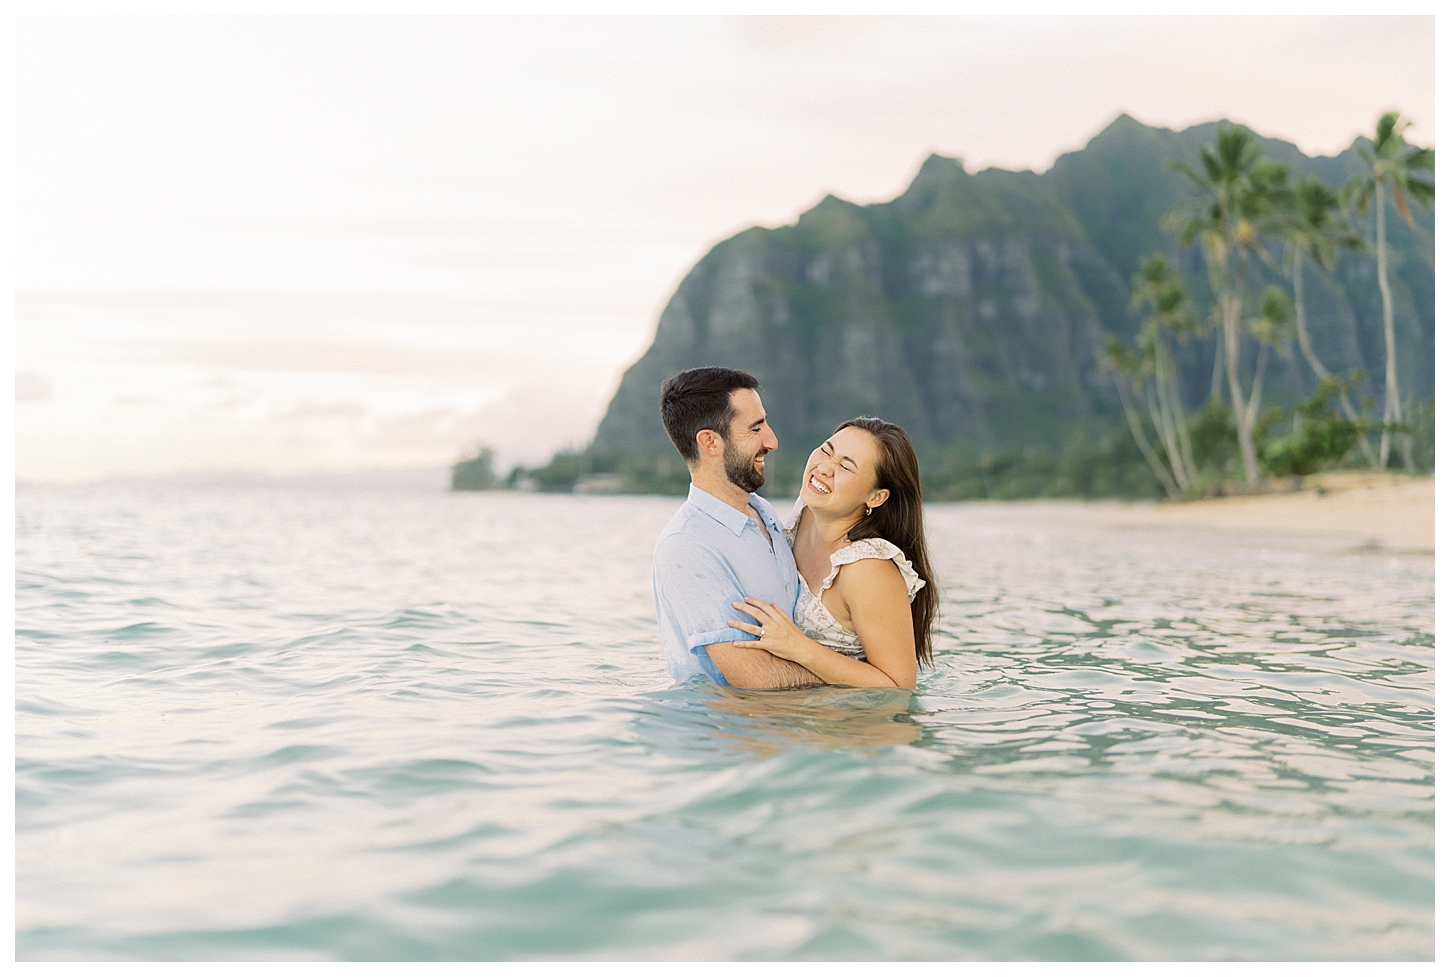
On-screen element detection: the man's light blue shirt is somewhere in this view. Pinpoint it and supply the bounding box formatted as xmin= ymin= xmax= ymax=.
xmin=653 ymin=484 xmax=800 ymax=686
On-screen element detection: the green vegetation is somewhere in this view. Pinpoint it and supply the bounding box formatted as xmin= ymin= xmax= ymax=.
xmin=917 ymin=429 xmax=1162 ymax=500
xmin=450 ymin=447 xmax=498 ymax=491
xmin=1259 ymin=378 xmax=1371 ymax=478
xmin=1403 ymin=399 xmax=1435 ymax=472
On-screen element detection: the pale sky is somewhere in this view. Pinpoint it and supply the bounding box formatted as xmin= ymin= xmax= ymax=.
xmin=14 ymin=15 xmax=1436 ymax=482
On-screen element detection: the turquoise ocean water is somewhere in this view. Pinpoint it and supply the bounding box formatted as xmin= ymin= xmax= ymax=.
xmin=14 ymin=485 xmax=1434 ymax=960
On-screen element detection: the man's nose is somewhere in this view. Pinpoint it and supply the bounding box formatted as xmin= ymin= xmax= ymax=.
xmin=762 ymin=424 xmax=779 ymax=452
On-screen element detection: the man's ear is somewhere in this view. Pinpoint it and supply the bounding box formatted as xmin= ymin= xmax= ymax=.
xmin=696 ymin=428 xmax=722 ymax=458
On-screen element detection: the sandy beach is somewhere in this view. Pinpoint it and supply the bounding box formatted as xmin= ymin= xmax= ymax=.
xmin=1052 ymin=473 xmax=1434 ymax=555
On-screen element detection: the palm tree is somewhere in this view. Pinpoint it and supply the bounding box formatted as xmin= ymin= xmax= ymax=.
xmin=1246 ymin=286 xmax=1295 ymax=437
xmin=1130 ymin=253 xmax=1200 ymax=489
xmin=1101 ymin=336 xmax=1179 ymax=500
xmin=1282 ymin=174 xmax=1373 ymax=462
xmin=1166 ymin=125 xmax=1291 ymax=487
xmin=1343 ymin=111 xmax=1435 ymax=469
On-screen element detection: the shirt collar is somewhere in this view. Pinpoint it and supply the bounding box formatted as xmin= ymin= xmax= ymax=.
xmin=687 ymin=484 xmax=777 ymax=537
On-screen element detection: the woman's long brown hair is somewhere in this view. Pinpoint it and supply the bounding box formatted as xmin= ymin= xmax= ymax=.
xmin=835 ymin=417 xmax=938 ymax=667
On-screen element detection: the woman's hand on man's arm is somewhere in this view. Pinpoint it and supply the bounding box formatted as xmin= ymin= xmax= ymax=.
xmin=728 ymin=582 xmax=914 ymax=690
xmin=705 ymin=641 xmax=824 ymax=689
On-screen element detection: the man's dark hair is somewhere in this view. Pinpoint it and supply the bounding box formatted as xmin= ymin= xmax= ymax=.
xmin=659 ymin=367 xmax=760 ymax=463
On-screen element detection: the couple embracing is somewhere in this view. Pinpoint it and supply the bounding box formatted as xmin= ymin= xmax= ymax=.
xmin=653 ymin=367 xmax=938 ymax=690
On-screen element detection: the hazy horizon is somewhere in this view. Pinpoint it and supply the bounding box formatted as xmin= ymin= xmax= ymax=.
xmin=16 ymin=15 xmax=1435 ymax=483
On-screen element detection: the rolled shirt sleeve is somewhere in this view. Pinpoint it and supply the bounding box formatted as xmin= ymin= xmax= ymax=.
xmin=653 ymin=532 xmax=755 ymax=685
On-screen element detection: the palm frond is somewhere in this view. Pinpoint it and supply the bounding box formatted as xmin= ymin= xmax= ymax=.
xmin=1251 ymin=286 xmax=1294 ymax=348
xmin=1165 ymin=159 xmax=1212 ymax=193
xmin=1200 ymin=149 xmax=1222 ymax=184
xmin=1309 ymin=239 xmax=1337 ymax=269
xmin=1341 ymin=176 xmax=1374 ymax=212
xmin=1249 ymin=237 xmax=1282 ymax=274
xmin=1374 ymin=111 xmax=1401 ymax=152
xmin=1259 ymin=286 xmax=1292 ymax=325
xmin=1404 ymin=176 xmax=1435 ymax=208
xmin=1404 ymin=146 xmax=1434 ymax=171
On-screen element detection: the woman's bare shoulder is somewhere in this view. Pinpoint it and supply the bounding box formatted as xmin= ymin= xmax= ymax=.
xmin=832 ymin=555 xmax=910 ymax=601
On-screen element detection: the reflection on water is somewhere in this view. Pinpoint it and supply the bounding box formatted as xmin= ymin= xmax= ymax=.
xmin=698 ymin=685 xmax=924 ymax=754
xmin=14 ymin=487 xmax=1433 ymax=960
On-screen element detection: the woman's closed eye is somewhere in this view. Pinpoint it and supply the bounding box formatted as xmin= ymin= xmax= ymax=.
xmin=821 ymin=442 xmax=857 ymax=473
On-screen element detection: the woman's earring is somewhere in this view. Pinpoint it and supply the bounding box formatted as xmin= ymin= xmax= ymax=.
xmin=866 ymin=506 xmax=874 ymax=516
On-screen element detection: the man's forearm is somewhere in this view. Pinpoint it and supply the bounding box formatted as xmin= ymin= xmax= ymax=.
xmin=705 ymin=642 xmax=824 ymax=690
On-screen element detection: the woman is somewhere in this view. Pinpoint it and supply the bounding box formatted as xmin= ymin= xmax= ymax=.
xmin=727 ymin=417 xmax=938 ymax=690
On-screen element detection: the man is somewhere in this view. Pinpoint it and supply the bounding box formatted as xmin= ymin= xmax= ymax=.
xmin=652 ymin=367 xmax=823 ymax=689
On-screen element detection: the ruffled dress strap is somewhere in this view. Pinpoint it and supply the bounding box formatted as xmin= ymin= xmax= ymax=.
xmin=821 ymin=537 xmax=925 ymax=602
xmin=784 ymin=495 xmax=806 ymax=547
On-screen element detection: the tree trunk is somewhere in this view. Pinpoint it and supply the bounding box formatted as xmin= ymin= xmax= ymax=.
xmin=1375 ymin=180 xmax=1409 ymax=470
xmin=1152 ymin=343 xmax=1190 ymax=490
xmin=1292 ymin=246 xmax=1375 ymax=465
xmin=1210 ymin=329 xmax=1225 ymax=403
xmin=1247 ymin=338 xmax=1270 ymax=436
xmin=1223 ymin=254 xmax=1261 ymax=486
xmin=1167 ymin=364 xmax=1198 ymax=483
xmin=1114 ymin=374 xmax=1179 ymax=499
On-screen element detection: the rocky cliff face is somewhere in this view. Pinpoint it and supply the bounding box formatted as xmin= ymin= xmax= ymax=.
xmin=593 ymin=115 xmax=1434 ymax=467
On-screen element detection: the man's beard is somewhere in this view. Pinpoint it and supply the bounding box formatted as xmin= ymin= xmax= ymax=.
xmin=724 ymin=438 xmax=766 ymax=493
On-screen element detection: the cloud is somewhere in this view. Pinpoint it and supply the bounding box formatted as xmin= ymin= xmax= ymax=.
xmin=333 ymin=386 xmax=608 ymax=470
xmin=16 ymin=370 xmax=52 ymax=403
xmin=97 ymin=336 xmax=610 ymax=386
xmin=19 ymin=288 xmax=658 ymax=329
